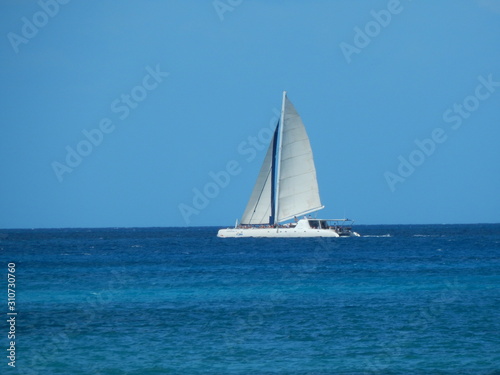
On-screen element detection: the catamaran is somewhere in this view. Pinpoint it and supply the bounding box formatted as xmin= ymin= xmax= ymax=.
xmin=217 ymin=92 xmax=360 ymax=238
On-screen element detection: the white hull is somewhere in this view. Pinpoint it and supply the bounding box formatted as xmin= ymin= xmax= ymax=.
xmin=218 ymin=227 xmax=341 ymax=238
xmin=217 ymin=219 xmax=360 ymax=238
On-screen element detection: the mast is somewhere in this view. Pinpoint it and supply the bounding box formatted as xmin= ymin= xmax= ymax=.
xmin=274 ymin=91 xmax=286 ymax=225
xmin=268 ymin=124 xmax=279 ymax=225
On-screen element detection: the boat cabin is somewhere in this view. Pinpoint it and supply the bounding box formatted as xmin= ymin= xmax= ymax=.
xmin=305 ymin=218 xmax=355 ymax=235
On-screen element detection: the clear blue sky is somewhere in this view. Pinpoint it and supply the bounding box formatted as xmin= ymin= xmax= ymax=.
xmin=1 ymin=0 xmax=499 ymax=228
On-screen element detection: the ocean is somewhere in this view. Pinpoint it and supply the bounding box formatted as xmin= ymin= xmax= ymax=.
xmin=0 ymin=224 xmax=499 ymax=375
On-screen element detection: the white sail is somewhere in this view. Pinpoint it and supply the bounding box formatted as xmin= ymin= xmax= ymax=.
xmin=240 ymin=128 xmax=277 ymax=224
xmin=276 ymin=95 xmax=323 ymax=222
xmin=218 ymin=91 xmax=360 ymax=238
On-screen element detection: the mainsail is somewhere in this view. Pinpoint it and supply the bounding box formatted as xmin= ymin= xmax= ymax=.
xmin=240 ymin=92 xmax=323 ymax=225
xmin=276 ymin=95 xmax=323 ymax=222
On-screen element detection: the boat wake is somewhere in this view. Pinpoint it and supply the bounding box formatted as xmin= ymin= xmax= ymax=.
xmin=362 ymin=234 xmax=392 ymax=238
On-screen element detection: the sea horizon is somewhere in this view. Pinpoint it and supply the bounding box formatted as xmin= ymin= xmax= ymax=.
xmin=1 ymin=222 xmax=499 ymax=231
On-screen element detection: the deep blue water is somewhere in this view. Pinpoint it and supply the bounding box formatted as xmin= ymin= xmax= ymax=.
xmin=0 ymin=224 xmax=499 ymax=374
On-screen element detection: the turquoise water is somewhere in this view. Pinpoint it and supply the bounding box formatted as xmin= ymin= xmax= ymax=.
xmin=1 ymin=225 xmax=499 ymax=374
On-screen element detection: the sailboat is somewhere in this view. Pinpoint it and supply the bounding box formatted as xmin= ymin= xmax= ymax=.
xmin=217 ymin=92 xmax=360 ymax=238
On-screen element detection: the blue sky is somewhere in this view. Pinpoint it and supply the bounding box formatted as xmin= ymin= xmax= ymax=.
xmin=1 ymin=0 xmax=499 ymax=228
